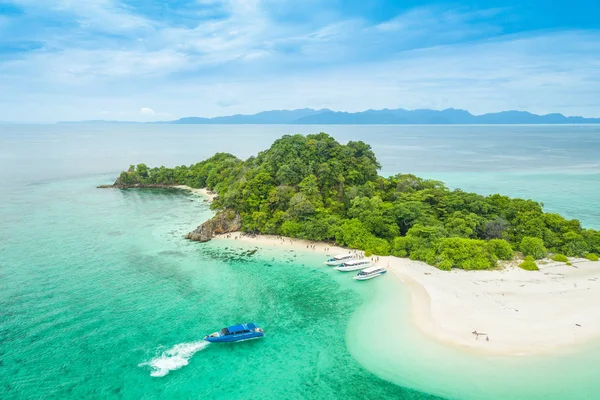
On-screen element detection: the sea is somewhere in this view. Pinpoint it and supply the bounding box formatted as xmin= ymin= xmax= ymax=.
xmin=1 ymin=124 xmax=599 ymax=399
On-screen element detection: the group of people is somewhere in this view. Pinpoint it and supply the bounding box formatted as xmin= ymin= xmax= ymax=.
xmin=349 ymin=251 xmax=381 ymax=264
xmin=225 ymin=234 xmax=390 ymax=265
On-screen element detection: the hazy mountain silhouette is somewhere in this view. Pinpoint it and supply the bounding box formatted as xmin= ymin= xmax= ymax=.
xmin=291 ymin=108 xmax=600 ymax=124
xmin=173 ymin=109 xmax=329 ymax=124
xmin=58 ymin=108 xmax=600 ymax=124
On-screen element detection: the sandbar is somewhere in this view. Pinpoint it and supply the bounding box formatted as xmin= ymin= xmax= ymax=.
xmin=212 ymin=232 xmax=600 ymax=355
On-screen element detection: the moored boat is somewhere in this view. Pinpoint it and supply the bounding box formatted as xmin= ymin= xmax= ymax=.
xmin=204 ymin=322 xmax=264 ymax=343
xmin=325 ymin=253 xmax=354 ymax=266
xmin=335 ymin=259 xmax=371 ymax=272
xmin=353 ymin=266 xmax=387 ymax=280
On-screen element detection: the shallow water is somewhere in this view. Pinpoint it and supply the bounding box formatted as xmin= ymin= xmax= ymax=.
xmin=1 ymin=124 xmax=600 ymax=399
xmin=347 ymin=278 xmax=600 ymax=400
xmin=0 ymin=177 xmax=433 ymax=399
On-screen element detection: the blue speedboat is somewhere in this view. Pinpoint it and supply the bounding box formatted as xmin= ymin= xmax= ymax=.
xmin=204 ymin=322 xmax=264 ymax=343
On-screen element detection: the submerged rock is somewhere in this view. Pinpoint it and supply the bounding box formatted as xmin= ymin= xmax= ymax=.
xmin=186 ymin=210 xmax=241 ymax=242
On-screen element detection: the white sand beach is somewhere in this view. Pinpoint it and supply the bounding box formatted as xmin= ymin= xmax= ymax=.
xmin=173 ymin=185 xmax=217 ymax=202
xmin=213 ymin=232 xmax=600 ymax=355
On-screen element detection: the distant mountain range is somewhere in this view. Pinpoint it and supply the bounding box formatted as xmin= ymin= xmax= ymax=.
xmin=58 ymin=108 xmax=600 ymax=125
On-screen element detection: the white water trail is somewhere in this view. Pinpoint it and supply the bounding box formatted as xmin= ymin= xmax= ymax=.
xmin=139 ymin=340 xmax=211 ymax=377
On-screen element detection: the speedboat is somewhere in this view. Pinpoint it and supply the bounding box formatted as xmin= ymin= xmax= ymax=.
xmin=335 ymin=260 xmax=371 ymax=272
xmin=354 ymin=266 xmax=387 ymax=280
xmin=325 ymin=253 xmax=354 ymax=266
xmin=204 ymin=322 xmax=264 ymax=343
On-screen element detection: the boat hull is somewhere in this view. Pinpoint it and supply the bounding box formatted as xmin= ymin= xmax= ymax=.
xmin=204 ymin=332 xmax=264 ymax=343
xmin=354 ymin=270 xmax=387 ymax=280
xmin=335 ymin=263 xmax=371 ymax=272
xmin=325 ymin=261 xmax=344 ymax=266
xmin=325 ymin=255 xmax=354 ymax=266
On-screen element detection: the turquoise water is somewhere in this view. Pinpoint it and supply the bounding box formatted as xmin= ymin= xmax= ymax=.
xmin=0 ymin=177 xmax=434 ymax=399
xmin=1 ymin=124 xmax=600 ymax=399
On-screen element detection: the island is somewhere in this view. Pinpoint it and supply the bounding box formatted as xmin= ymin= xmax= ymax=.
xmin=102 ymin=133 xmax=600 ymax=353
xmin=104 ymin=133 xmax=599 ymax=269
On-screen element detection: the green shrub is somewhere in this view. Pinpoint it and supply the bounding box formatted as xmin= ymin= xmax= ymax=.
xmin=391 ymin=236 xmax=411 ymax=258
xmin=585 ymin=253 xmax=599 ymax=261
xmin=437 ymin=237 xmax=496 ymax=270
xmin=551 ymin=254 xmax=569 ymax=263
xmin=487 ymin=239 xmax=513 ymax=260
xmin=437 ymin=260 xmax=452 ymax=271
xmin=561 ymin=231 xmax=588 ymax=257
xmin=364 ymin=237 xmax=390 ymax=256
xmin=520 ymin=236 xmax=547 ymax=260
xmin=519 ymin=256 xmax=539 ymax=271
xmin=280 ymin=220 xmax=303 ymax=237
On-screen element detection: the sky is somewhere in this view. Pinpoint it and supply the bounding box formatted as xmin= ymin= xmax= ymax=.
xmin=0 ymin=0 xmax=599 ymax=122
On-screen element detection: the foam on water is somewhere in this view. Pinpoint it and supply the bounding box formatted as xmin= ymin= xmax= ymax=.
xmin=140 ymin=340 xmax=211 ymax=377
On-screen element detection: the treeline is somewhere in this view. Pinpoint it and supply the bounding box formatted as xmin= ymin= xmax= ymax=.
xmin=118 ymin=133 xmax=600 ymax=270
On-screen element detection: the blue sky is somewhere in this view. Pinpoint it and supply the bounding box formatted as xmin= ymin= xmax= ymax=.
xmin=0 ymin=0 xmax=599 ymax=122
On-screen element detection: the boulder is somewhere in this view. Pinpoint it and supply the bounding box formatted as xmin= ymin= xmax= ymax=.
xmin=186 ymin=210 xmax=241 ymax=242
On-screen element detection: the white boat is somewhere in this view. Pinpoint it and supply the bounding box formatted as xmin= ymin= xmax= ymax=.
xmin=335 ymin=260 xmax=371 ymax=272
xmin=325 ymin=253 xmax=354 ymax=266
xmin=353 ymin=266 xmax=387 ymax=280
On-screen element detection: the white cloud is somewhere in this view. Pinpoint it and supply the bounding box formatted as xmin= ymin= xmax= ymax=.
xmin=14 ymin=0 xmax=153 ymax=34
xmin=140 ymin=107 xmax=155 ymax=116
xmin=148 ymin=30 xmax=600 ymax=118
xmin=1 ymin=2 xmax=599 ymax=121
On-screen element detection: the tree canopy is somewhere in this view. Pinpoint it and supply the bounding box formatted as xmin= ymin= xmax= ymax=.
xmin=118 ymin=133 xmax=600 ymax=270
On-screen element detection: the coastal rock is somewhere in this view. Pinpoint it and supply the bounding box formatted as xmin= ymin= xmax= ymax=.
xmin=97 ymin=183 xmax=180 ymax=189
xmin=186 ymin=210 xmax=241 ymax=242
xmin=97 ymin=178 xmax=179 ymax=189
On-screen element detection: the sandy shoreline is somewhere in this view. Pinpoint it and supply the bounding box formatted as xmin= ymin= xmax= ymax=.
xmin=212 ymin=232 xmax=600 ymax=355
xmin=173 ymin=185 xmax=217 ymax=202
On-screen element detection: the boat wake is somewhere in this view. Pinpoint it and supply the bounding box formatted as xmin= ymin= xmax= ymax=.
xmin=139 ymin=340 xmax=210 ymax=377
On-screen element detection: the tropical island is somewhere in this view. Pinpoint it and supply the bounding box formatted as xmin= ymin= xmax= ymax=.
xmin=103 ymin=133 xmax=600 ymax=354
xmin=108 ymin=133 xmax=599 ymax=270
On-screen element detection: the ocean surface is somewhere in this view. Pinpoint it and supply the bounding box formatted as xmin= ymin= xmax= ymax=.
xmin=1 ymin=124 xmax=600 ymax=399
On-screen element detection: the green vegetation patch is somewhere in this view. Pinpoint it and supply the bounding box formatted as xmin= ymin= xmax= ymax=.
xmin=585 ymin=253 xmax=599 ymax=261
xmin=551 ymin=254 xmax=569 ymax=263
xmin=520 ymin=236 xmax=547 ymax=260
xmin=519 ymin=256 xmax=539 ymax=271
xmin=487 ymin=239 xmax=513 ymax=260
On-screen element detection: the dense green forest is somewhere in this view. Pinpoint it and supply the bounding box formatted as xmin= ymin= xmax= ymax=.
xmin=117 ymin=133 xmax=599 ymax=270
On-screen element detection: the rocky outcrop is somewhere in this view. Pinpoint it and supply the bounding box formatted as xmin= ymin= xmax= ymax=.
xmin=186 ymin=210 xmax=242 ymax=242
xmin=97 ymin=183 xmax=179 ymax=189
xmin=97 ymin=175 xmax=179 ymax=189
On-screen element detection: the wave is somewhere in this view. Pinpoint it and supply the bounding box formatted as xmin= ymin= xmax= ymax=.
xmin=139 ymin=340 xmax=210 ymax=377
